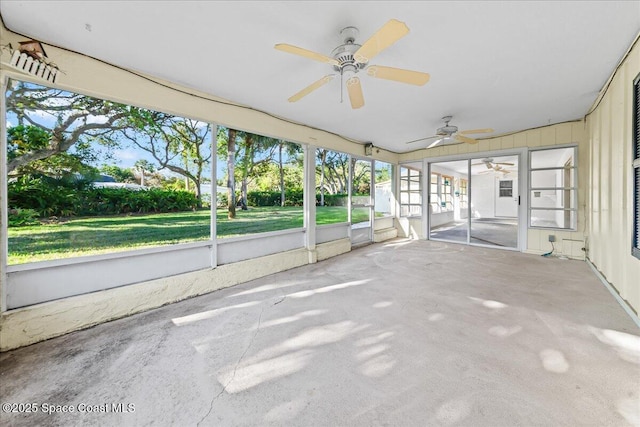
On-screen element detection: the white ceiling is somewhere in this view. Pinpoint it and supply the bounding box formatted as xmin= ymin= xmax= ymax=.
xmin=1 ymin=1 xmax=639 ymax=154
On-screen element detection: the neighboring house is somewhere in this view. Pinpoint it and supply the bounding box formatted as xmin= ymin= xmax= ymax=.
xmin=91 ymin=174 xmax=147 ymax=190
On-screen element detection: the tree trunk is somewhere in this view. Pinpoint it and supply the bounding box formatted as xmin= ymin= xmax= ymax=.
xmin=319 ymin=150 xmax=326 ymax=206
xmin=241 ymin=178 xmax=248 ymax=210
xmin=279 ymin=143 xmax=285 ymax=207
xmin=194 ymin=178 xmax=202 ymax=210
xmin=227 ymin=128 xmax=237 ymax=219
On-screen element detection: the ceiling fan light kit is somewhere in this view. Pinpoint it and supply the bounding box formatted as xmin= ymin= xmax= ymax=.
xmin=275 ymin=19 xmax=430 ymax=110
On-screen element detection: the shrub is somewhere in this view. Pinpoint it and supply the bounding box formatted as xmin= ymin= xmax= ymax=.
xmin=317 ymin=193 xmax=348 ymax=206
xmin=246 ymin=190 xmax=304 ymax=207
xmin=8 ymin=208 xmax=40 ymax=227
xmin=8 ymin=175 xmax=198 ymax=217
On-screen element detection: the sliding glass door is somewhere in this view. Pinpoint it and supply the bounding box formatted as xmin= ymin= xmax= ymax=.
xmin=429 ymin=160 xmax=468 ymax=243
xmin=429 ymin=154 xmax=520 ymax=249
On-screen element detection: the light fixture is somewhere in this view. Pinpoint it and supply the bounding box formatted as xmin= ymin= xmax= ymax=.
xmin=364 ymin=142 xmax=373 ymax=156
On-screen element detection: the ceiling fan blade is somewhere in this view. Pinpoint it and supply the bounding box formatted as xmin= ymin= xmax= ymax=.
xmin=455 ymin=134 xmax=478 ymax=144
xmin=495 ymin=162 xmax=515 ymax=166
xmin=288 ymin=75 xmax=335 ymax=103
xmin=405 ymin=135 xmax=439 ymax=145
xmin=427 ymin=138 xmax=444 ymax=149
xmin=366 ymin=65 xmax=430 ymax=86
xmin=275 ymin=43 xmax=339 ymax=66
xmin=346 ymin=76 xmax=364 ymax=109
xmin=459 ymin=128 xmax=494 ymax=135
xmin=354 ymin=19 xmax=409 ymax=64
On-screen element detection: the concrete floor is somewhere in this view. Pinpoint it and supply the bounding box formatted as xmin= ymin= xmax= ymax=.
xmin=1 ymin=239 xmax=639 ymax=426
xmin=431 ymin=218 xmax=518 ymax=248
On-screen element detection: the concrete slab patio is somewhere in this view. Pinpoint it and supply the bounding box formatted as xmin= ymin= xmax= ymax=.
xmin=1 ymin=239 xmax=639 ymax=426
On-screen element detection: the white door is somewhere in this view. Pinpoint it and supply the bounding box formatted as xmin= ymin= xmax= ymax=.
xmin=495 ymin=177 xmax=518 ymax=217
xmin=350 ymin=158 xmax=373 ymax=245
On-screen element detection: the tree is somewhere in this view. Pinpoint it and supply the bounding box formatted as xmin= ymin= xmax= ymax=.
xmin=5 ymin=80 xmax=128 ymax=174
xmin=317 ymin=149 xmax=328 ymax=206
xmin=316 ymin=150 xmax=349 ymax=197
xmin=8 ymin=124 xmax=99 ymax=179
xmin=119 ymin=110 xmax=211 ymax=207
xmin=236 ymin=132 xmax=277 ymax=210
xmin=275 ymin=141 xmax=302 ymax=206
xmin=351 ymin=157 xmax=371 ymax=194
xmin=134 ymin=160 xmax=155 ymax=187
xmin=100 ymin=164 xmax=136 ymax=183
xmin=226 ymin=128 xmax=237 ymax=218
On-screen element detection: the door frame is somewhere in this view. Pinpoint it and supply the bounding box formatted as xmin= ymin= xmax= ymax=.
xmin=423 ymin=147 xmax=528 ymax=252
xmin=349 ymin=155 xmax=374 ymax=245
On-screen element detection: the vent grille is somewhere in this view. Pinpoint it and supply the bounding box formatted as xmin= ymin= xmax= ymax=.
xmin=9 ymin=50 xmax=58 ymax=84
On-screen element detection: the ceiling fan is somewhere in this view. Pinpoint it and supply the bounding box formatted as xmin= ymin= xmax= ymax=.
xmin=474 ymin=158 xmax=515 ymax=174
xmin=407 ymin=116 xmax=494 ymax=148
xmin=274 ymin=19 xmax=430 ymax=109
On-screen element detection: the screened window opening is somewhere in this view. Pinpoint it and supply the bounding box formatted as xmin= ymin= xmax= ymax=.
xmin=316 ymin=149 xmax=349 ymax=225
xmin=215 ymin=126 xmax=304 ymax=238
xmin=400 ymin=166 xmax=422 ymax=217
xmin=529 ymin=146 xmax=577 ymax=230
xmin=5 ymin=79 xmax=213 ymax=264
xmin=374 ymin=161 xmax=393 ymax=217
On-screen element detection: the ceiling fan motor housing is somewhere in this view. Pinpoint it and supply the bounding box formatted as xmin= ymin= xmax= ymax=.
xmin=331 ymin=27 xmax=366 ymax=73
xmin=436 ymin=116 xmax=457 ymax=135
xmin=331 ymin=43 xmax=365 ymax=73
xmin=437 ymin=125 xmax=458 ymax=136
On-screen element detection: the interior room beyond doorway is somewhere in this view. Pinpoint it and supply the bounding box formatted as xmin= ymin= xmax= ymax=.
xmin=429 ymin=155 xmax=520 ymax=249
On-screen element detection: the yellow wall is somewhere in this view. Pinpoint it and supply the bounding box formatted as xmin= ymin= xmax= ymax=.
xmin=399 ymin=121 xmax=589 ymax=258
xmin=586 ymin=36 xmax=640 ymax=314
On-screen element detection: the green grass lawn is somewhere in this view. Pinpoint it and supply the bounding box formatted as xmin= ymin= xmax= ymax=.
xmin=7 ymin=206 xmax=371 ymax=264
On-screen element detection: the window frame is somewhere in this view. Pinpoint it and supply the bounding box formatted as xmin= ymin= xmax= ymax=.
xmin=459 ymin=178 xmax=468 ymax=210
xmin=373 ymin=160 xmax=394 ymax=218
xmin=441 ymin=174 xmax=454 ymax=211
xmin=528 ymin=145 xmax=578 ymax=231
xmin=633 ymin=72 xmax=640 ymax=259
xmin=430 ymin=172 xmax=440 ymax=213
xmin=400 ymin=166 xmax=422 ymax=217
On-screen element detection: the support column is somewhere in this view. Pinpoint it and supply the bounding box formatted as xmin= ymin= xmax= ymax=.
xmin=210 ymin=123 xmax=218 ymax=268
xmin=304 ymin=144 xmax=317 ymax=263
xmin=0 ymin=76 xmax=7 ymax=312
xmin=422 ymin=158 xmax=429 ymax=240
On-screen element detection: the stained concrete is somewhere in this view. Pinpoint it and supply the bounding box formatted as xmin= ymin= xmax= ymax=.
xmin=1 ymin=239 xmax=639 ymax=426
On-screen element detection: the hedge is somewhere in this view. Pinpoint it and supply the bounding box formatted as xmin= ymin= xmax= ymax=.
xmin=8 ymin=176 xmax=198 ymax=218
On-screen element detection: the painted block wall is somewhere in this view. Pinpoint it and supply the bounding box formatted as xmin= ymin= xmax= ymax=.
xmin=586 ymin=37 xmax=640 ymax=315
